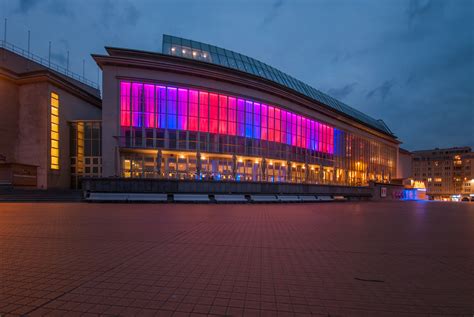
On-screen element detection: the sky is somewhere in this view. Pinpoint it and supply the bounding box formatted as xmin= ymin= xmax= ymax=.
xmin=1 ymin=0 xmax=473 ymax=151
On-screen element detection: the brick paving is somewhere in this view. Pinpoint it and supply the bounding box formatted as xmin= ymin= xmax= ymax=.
xmin=0 ymin=201 xmax=473 ymax=316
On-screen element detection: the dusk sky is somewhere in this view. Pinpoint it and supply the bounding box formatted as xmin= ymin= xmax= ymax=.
xmin=1 ymin=0 xmax=472 ymax=150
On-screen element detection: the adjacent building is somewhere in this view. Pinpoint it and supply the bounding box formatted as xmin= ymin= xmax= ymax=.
xmin=412 ymin=147 xmax=473 ymax=200
xmin=0 ymin=42 xmax=101 ymax=189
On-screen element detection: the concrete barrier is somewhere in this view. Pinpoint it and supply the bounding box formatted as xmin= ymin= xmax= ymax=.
xmin=214 ymin=195 xmax=248 ymax=202
xmin=173 ymin=194 xmax=210 ymax=202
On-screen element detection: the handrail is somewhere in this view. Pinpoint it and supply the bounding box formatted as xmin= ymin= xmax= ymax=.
xmin=0 ymin=40 xmax=99 ymax=90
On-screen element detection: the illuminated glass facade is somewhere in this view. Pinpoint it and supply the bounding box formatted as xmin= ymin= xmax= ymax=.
xmin=119 ymin=81 xmax=396 ymax=185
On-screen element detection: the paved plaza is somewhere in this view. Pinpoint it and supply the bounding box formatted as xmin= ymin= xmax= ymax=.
xmin=0 ymin=201 xmax=473 ymax=316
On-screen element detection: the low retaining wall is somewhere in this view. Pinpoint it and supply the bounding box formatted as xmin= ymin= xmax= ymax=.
xmin=81 ymin=178 xmax=372 ymax=198
xmin=369 ymin=182 xmax=404 ymax=201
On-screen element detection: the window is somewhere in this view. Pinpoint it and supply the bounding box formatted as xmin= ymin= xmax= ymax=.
xmin=50 ymin=92 xmax=60 ymax=170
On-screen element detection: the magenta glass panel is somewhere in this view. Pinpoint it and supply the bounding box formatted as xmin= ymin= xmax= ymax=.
xmin=178 ymin=88 xmax=188 ymax=130
xmin=144 ymin=84 xmax=155 ymax=128
xmin=219 ymin=95 xmax=227 ymax=134
xmin=188 ymin=90 xmax=198 ymax=131
xmin=120 ymin=81 xmax=131 ymax=126
xmin=158 ymin=86 xmax=166 ymax=128
xmin=291 ymin=114 xmax=297 ymax=146
xmin=245 ymin=101 xmax=253 ymax=138
xmin=209 ymin=93 xmax=218 ymax=133
xmin=237 ymin=98 xmax=245 ymax=137
xmin=261 ymin=104 xmax=267 ymax=140
xmin=199 ymin=91 xmax=209 ymax=132
xmin=167 ymin=87 xmax=177 ymax=129
xmin=296 ymin=115 xmax=302 ymax=147
xmin=131 ymin=83 xmax=143 ymax=127
xmin=268 ymin=106 xmax=274 ymax=142
xmin=274 ymin=108 xmax=280 ymax=143
xmin=301 ymin=117 xmax=306 ymax=149
xmin=253 ymin=103 xmax=261 ymax=139
xmin=228 ymin=97 xmax=236 ymax=136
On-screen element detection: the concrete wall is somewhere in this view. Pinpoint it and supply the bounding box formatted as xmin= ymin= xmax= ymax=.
xmin=397 ymin=150 xmax=412 ymax=179
xmin=369 ymin=182 xmax=404 ymax=200
xmin=47 ymin=84 xmax=101 ymax=189
xmin=82 ymin=178 xmax=373 ymax=197
xmin=16 ymin=82 xmax=49 ymax=188
xmin=0 ymin=78 xmax=19 ymax=164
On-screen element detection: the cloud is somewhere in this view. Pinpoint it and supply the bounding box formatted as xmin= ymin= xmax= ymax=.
xmin=366 ymin=80 xmax=395 ymax=101
xmin=261 ymin=0 xmax=284 ymax=27
xmin=16 ymin=0 xmax=40 ymax=13
xmin=327 ymin=83 xmax=357 ymax=100
xmin=124 ymin=3 xmax=140 ymax=26
xmin=407 ymin=0 xmax=434 ymax=22
xmin=51 ymin=52 xmax=67 ymax=66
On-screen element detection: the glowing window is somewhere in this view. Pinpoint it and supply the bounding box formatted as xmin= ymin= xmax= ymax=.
xmin=50 ymin=92 xmax=60 ymax=170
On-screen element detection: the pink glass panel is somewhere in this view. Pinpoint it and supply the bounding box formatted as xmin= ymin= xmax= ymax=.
xmin=144 ymin=84 xmax=155 ymax=128
xmin=188 ymin=90 xmax=198 ymax=131
xmin=199 ymin=92 xmax=209 ymax=132
xmin=209 ymin=93 xmax=218 ymax=133
xmin=261 ymin=104 xmax=267 ymax=140
xmin=219 ymin=95 xmax=227 ymax=134
xmin=120 ymin=81 xmax=131 ymax=126
xmin=131 ymin=83 xmax=143 ymax=127
xmin=178 ymin=88 xmax=188 ymax=130
xmin=228 ymin=97 xmax=236 ymax=136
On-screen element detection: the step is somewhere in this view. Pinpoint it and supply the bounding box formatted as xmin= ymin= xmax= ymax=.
xmin=277 ymin=195 xmax=301 ymax=202
xmin=214 ymin=194 xmax=248 ymax=202
xmin=317 ymin=195 xmax=334 ymax=201
xmin=250 ymin=195 xmax=279 ymax=202
xmin=127 ymin=193 xmax=168 ymax=202
xmin=299 ymin=195 xmax=318 ymax=202
xmin=173 ymin=194 xmax=210 ymax=202
xmin=87 ymin=193 xmax=128 ymax=202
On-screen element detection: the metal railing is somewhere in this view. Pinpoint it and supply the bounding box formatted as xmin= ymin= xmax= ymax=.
xmin=0 ymin=40 xmax=99 ymax=90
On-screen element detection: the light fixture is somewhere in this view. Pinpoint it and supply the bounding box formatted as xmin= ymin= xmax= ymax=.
xmin=192 ymin=51 xmax=197 ymax=56
xmin=171 ymin=47 xmax=176 ymax=52
xmin=182 ymin=49 xmax=186 ymax=54
xmin=203 ymin=53 xmax=207 ymax=58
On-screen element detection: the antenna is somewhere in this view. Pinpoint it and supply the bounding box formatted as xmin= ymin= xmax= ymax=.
xmin=66 ymin=51 xmax=69 ymax=72
xmin=27 ymin=30 xmax=30 ymax=54
xmin=3 ymin=18 xmax=6 ymax=42
xmin=48 ymin=41 xmax=51 ymax=67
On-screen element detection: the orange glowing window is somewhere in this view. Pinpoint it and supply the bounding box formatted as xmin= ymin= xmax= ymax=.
xmin=50 ymin=92 xmax=59 ymax=170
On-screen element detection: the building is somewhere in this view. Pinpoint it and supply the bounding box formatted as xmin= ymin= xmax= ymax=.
xmin=412 ymin=147 xmax=474 ymax=200
xmin=0 ymin=41 xmax=101 ymax=189
xmin=92 ymin=35 xmax=399 ymax=186
xmin=397 ymin=147 xmax=412 ymax=179
xmin=2 ymin=35 xmax=400 ymax=190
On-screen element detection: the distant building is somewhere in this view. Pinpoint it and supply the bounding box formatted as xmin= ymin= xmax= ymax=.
xmin=397 ymin=148 xmax=412 ymax=179
xmin=412 ymin=147 xmax=473 ymax=200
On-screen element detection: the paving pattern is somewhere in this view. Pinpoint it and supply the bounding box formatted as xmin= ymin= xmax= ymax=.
xmin=0 ymin=201 xmax=473 ymax=316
